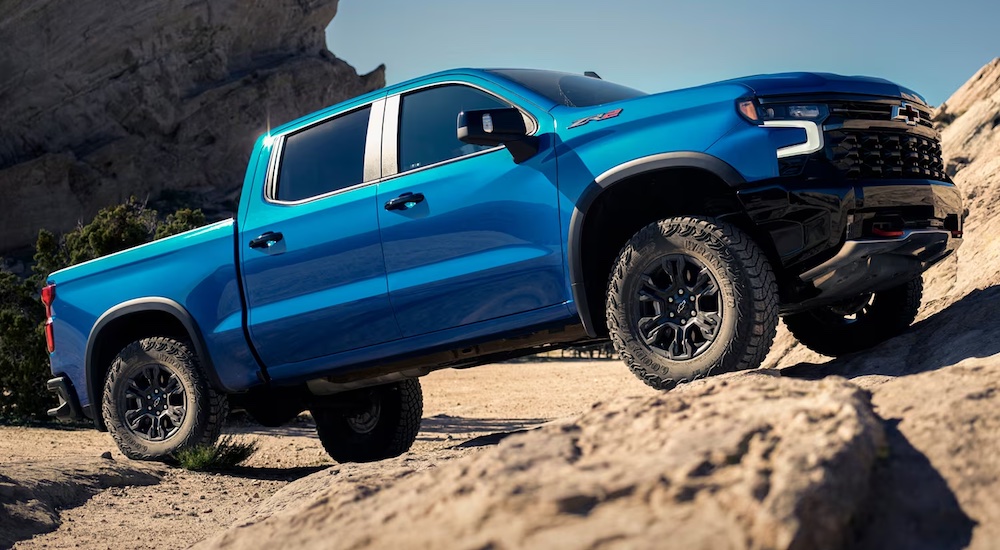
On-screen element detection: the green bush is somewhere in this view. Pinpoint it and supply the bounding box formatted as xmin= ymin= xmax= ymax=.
xmin=174 ymin=436 xmax=259 ymax=471
xmin=1 ymin=198 xmax=208 ymax=423
xmin=155 ymin=208 xmax=207 ymax=240
xmin=0 ymin=272 xmax=50 ymax=422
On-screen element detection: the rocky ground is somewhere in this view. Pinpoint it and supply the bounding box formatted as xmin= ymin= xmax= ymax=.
xmin=1 ymin=360 xmax=653 ymax=549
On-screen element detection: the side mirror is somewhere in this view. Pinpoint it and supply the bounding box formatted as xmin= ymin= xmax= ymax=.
xmin=457 ymin=108 xmax=539 ymax=164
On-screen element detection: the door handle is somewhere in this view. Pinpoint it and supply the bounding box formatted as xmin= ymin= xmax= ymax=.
xmin=384 ymin=192 xmax=425 ymax=211
xmin=249 ymin=231 xmax=284 ymax=249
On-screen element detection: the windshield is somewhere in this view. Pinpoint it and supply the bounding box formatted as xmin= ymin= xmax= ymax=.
xmin=489 ymin=69 xmax=647 ymax=108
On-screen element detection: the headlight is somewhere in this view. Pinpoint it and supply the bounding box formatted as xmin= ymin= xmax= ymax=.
xmin=737 ymin=99 xmax=828 ymax=123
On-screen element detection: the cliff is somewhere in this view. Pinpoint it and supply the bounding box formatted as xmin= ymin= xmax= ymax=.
xmin=0 ymin=0 xmax=384 ymax=252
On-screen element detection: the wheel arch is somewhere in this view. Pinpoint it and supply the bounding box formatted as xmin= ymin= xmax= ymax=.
xmin=569 ymin=152 xmax=764 ymax=338
xmin=85 ymin=298 xmax=220 ymax=431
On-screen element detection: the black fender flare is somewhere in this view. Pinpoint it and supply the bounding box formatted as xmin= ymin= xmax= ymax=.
xmin=567 ymin=152 xmax=746 ymax=337
xmin=84 ymin=297 xmax=220 ymax=430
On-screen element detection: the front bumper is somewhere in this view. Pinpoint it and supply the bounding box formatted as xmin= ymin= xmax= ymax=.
xmin=791 ymin=229 xmax=960 ymax=311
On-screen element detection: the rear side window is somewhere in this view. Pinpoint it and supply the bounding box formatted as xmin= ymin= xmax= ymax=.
xmin=275 ymin=106 xmax=371 ymax=202
xmin=398 ymin=85 xmax=509 ymax=172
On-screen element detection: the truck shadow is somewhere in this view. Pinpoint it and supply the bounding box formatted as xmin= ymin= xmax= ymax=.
xmin=781 ymin=285 xmax=1000 ymax=381
xmin=851 ymin=419 xmax=975 ymax=549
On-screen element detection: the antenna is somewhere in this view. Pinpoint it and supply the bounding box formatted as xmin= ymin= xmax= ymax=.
xmin=584 ymin=71 xmax=602 ymax=79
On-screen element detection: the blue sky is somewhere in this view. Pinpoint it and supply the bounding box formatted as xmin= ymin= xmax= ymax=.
xmin=327 ymin=0 xmax=998 ymax=106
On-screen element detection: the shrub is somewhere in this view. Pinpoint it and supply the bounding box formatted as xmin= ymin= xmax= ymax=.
xmin=155 ymin=208 xmax=207 ymax=239
xmin=174 ymin=436 xmax=260 ymax=471
xmin=0 ymin=272 xmax=51 ymax=422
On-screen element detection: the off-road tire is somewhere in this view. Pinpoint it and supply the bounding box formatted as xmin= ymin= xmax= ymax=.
xmin=102 ymin=337 xmax=227 ymax=461
xmin=312 ymin=379 xmax=423 ymax=463
xmin=784 ymin=276 xmax=923 ymax=357
xmin=607 ymin=216 xmax=779 ymax=390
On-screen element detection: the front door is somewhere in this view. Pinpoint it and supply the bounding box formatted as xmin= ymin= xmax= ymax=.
xmin=241 ymin=100 xmax=402 ymax=367
xmin=377 ymin=82 xmax=564 ymax=337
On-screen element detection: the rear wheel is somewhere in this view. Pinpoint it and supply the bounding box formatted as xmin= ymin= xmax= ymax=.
xmin=606 ymin=216 xmax=779 ymax=390
xmin=311 ymin=379 xmax=423 ymax=463
xmin=784 ymin=276 xmax=922 ymax=357
xmin=102 ymin=337 xmax=227 ymax=461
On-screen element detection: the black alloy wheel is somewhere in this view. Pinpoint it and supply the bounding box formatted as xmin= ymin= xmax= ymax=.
xmin=634 ymin=254 xmax=723 ymax=361
xmin=121 ymin=364 xmax=187 ymax=441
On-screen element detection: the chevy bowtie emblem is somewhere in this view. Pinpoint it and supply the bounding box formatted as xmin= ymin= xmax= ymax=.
xmin=891 ymin=102 xmax=921 ymax=126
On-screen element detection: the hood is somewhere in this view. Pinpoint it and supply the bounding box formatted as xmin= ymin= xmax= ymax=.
xmin=719 ymin=72 xmax=927 ymax=105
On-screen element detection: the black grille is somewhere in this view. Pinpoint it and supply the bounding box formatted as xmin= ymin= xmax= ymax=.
xmin=827 ymin=130 xmax=947 ymax=181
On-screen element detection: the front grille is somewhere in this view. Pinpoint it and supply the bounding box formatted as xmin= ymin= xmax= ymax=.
xmin=827 ymin=130 xmax=947 ymax=181
xmin=829 ymin=101 xmax=935 ymax=129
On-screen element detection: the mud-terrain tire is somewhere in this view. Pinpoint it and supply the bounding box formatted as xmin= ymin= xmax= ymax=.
xmin=311 ymin=379 xmax=423 ymax=463
xmin=102 ymin=337 xmax=227 ymax=461
xmin=784 ymin=276 xmax=923 ymax=357
xmin=607 ymin=216 xmax=779 ymax=390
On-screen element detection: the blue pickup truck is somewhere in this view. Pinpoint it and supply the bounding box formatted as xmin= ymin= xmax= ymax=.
xmin=43 ymin=68 xmax=963 ymax=462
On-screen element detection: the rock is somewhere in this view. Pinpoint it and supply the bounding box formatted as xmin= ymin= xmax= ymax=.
xmin=0 ymin=458 xmax=161 ymax=548
xmin=198 ymin=372 xmax=885 ymax=550
xmin=99 ymin=451 xmax=113 ymax=460
xmin=0 ymin=0 xmax=384 ymax=253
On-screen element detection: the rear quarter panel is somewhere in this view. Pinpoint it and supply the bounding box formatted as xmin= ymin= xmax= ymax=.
xmin=48 ymin=220 xmax=258 ymax=410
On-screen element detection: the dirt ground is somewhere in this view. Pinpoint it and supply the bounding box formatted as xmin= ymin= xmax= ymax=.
xmin=1 ymin=359 xmax=653 ymax=549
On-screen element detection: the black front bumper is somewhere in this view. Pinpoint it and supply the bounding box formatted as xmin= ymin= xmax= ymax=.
xmin=792 ymin=229 xmax=959 ymax=311
xmin=737 ymin=178 xmax=964 ymax=311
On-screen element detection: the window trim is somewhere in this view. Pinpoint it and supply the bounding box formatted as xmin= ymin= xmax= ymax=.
xmin=381 ymin=81 xmax=539 ymax=181
xmin=264 ymin=98 xmax=386 ymax=206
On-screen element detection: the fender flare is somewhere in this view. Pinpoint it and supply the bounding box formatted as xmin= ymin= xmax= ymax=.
xmin=567 ymin=152 xmax=746 ymax=337
xmin=84 ymin=297 xmax=220 ymax=430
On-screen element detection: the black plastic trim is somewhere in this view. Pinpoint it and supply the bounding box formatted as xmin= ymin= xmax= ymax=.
xmin=84 ymin=297 xmax=224 ymax=431
xmin=567 ymin=152 xmax=746 ymax=337
xmin=47 ymin=376 xmax=83 ymax=421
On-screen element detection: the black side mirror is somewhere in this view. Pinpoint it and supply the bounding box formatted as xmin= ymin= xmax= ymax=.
xmin=457 ymin=108 xmax=539 ymax=164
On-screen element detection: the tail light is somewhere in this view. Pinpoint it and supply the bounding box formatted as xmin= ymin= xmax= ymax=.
xmin=41 ymin=284 xmax=55 ymax=353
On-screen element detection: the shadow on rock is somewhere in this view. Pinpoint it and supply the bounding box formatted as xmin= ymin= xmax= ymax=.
xmin=216 ymin=465 xmax=329 ymax=482
xmin=853 ymin=419 xmax=976 ymax=549
xmin=782 ymin=285 xmax=1000 ymax=380
xmin=419 ymin=414 xmax=549 ymax=436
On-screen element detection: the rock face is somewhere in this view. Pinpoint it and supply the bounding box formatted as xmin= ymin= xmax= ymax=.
xmin=0 ymin=0 xmax=384 ymax=253
xmin=199 ymin=372 xmax=885 ymax=550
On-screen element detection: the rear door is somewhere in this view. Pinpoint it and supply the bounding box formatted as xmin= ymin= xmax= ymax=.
xmin=376 ymin=80 xmax=564 ymax=337
xmin=240 ymin=97 xmax=402 ymax=367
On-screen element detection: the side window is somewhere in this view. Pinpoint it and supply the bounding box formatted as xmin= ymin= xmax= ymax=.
xmin=398 ymin=85 xmax=510 ymax=172
xmin=275 ymin=106 xmax=371 ymax=202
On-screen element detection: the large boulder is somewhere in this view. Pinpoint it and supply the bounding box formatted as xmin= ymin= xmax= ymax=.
xmin=0 ymin=0 xmax=384 ymax=253
xmin=199 ymin=372 xmax=885 ymax=550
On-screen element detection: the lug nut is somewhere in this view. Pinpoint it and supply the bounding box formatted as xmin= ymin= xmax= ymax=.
xmin=667 ymin=297 xmax=674 ymax=303
xmin=690 ymin=296 xmax=695 ymax=301
xmin=678 ymin=289 xmax=684 ymax=295
xmin=669 ymin=313 xmax=675 ymax=317
xmin=691 ymin=311 xmax=697 ymax=317
xmin=680 ymin=319 xmax=686 ymax=325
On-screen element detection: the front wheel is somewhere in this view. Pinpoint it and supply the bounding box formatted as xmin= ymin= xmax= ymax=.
xmin=311 ymin=379 xmax=423 ymax=463
xmin=784 ymin=276 xmax=923 ymax=357
xmin=102 ymin=337 xmax=227 ymax=461
xmin=606 ymin=216 xmax=779 ymax=390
